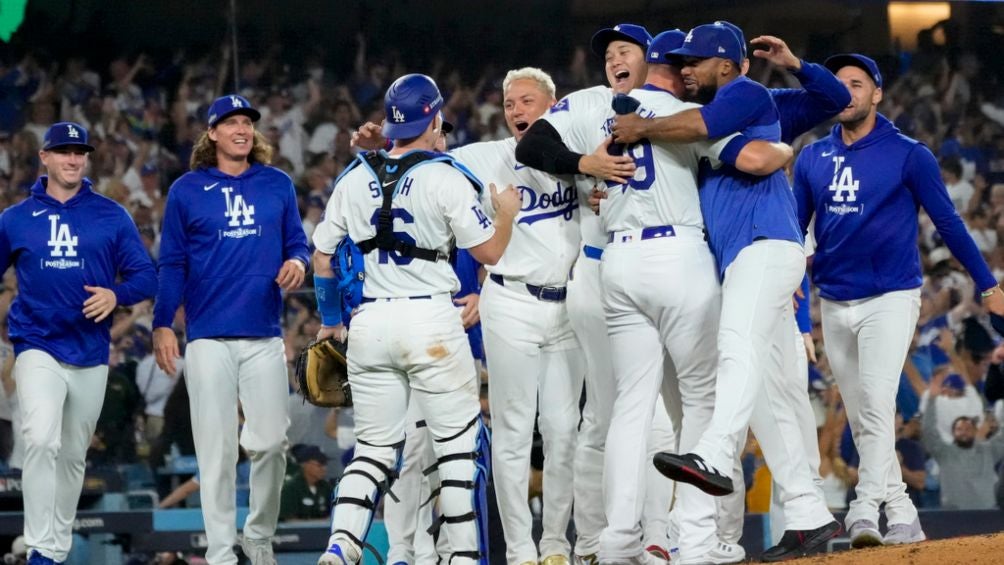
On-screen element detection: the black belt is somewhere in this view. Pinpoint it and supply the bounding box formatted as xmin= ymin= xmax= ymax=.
xmin=489 ymin=274 xmax=567 ymax=302
xmin=360 ymin=295 xmax=432 ymax=303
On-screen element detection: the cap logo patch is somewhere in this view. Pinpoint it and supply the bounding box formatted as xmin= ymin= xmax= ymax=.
xmin=67 ymin=125 xmax=79 ymax=139
xmin=230 ymin=96 xmax=243 ymax=108
xmin=391 ymin=106 xmax=406 ymax=123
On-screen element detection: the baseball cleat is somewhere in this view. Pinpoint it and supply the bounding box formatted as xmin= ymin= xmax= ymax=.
xmin=239 ymin=535 xmax=276 ymax=565
xmin=652 ymin=452 xmax=734 ymax=496
xmin=882 ymin=518 xmax=926 ymax=545
xmin=848 ymin=519 xmax=883 ymax=549
xmin=707 ymin=540 xmax=746 ymax=564
xmin=760 ymin=520 xmax=840 ymax=561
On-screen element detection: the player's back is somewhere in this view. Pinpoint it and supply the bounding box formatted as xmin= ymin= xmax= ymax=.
xmin=333 ymin=155 xmax=493 ymax=299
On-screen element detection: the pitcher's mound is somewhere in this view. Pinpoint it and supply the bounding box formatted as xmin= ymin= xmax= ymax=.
xmin=785 ymin=533 xmax=1004 ymax=564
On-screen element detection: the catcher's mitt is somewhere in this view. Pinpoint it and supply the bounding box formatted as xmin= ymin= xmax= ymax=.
xmin=295 ymin=337 xmax=352 ymax=407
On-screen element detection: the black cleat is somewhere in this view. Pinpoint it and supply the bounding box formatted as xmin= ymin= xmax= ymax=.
xmin=760 ymin=520 xmax=841 ymax=562
xmin=652 ymin=452 xmax=734 ymax=496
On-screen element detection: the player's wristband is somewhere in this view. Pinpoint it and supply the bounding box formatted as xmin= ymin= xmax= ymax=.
xmin=719 ymin=134 xmax=753 ymax=167
xmin=981 ymin=284 xmax=1002 ymax=299
xmin=314 ymin=275 xmax=343 ymax=326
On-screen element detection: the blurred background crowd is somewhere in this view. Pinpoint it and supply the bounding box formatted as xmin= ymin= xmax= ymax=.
xmin=2 ymin=0 xmax=1004 ymax=562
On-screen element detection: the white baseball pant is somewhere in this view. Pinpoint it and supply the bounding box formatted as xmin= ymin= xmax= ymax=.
xmin=821 ymin=289 xmax=921 ymax=529
xmin=15 ymin=349 xmax=107 ymax=563
xmin=327 ymin=296 xmax=484 ymax=564
xmin=185 ymin=337 xmax=289 ymax=565
xmin=693 ymin=240 xmax=831 ymax=532
xmin=567 ymin=248 xmax=676 ymax=558
xmin=598 ymin=231 xmax=719 ymax=563
xmin=481 ymin=277 xmax=583 ymax=564
xmin=385 ymin=399 xmax=444 ymax=565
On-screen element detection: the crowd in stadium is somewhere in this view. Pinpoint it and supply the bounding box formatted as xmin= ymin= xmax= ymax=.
xmin=2 ymin=14 xmax=1004 ymax=564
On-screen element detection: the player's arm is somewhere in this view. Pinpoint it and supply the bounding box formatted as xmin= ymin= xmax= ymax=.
xmin=0 ymin=213 xmax=13 ymax=275
xmin=277 ymin=180 xmax=310 ymax=291
xmin=752 ymin=35 xmax=851 ymax=142
xmin=515 ymin=120 xmax=635 ymax=184
xmin=730 ymin=139 xmax=793 ymax=175
xmin=153 ymin=186 xmax=190 ymax=375
xmin=905 ymin=144 xmax=1004 ymax=314
xmin=791 ymin=150 xmax=817 ymax=234
xmin=466 ymin=183 xmax=521 ymax=266
xmin=108 ymin=211 xmax=158 ymax=307
xmin=921 ymin=379 xmax=951 ymax=457
xmin=312 ymin=186 xmax=349 ymax=340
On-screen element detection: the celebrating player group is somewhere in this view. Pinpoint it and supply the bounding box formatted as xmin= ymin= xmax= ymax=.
xmin=4 ymin=15 xmax=1004 ymax=565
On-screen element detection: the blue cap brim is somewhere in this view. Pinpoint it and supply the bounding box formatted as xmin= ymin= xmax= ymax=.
xmin=44 ymin=142 xmax=95 ymax=152
xmin=669 ymin=45 xmax=716 ymax=60
xmin=590 ymin=29 xmax=646 ymax=57
xmin=210 ymin=107 xmax=261 ymax=128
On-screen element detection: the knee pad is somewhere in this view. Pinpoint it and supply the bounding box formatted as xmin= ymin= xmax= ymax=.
xmin=423 ymin=415 xmax=491 ymax=564
xmin=331 ymin=438 xmax=404 ymax=555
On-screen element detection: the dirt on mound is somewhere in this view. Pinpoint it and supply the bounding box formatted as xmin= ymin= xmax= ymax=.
xmin=785 ymin=533 xmax=1004 ymax=564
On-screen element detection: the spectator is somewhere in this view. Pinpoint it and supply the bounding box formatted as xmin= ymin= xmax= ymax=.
xmin=922 ymin=371 xmax=1004 ymax=510
xmin=279 ymin=445 xmax=332 ymax=521
xmin=895 ymin=413 xmax=927 ymax=507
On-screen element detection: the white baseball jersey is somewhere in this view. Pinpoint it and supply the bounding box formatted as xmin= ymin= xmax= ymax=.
xmin=452 ymin=138 xmax=579 ymax=285
xmin=314 ymin=160 xmax=494 ymax=298
xmin=547 ymin=86 xmax=732 ymax=233
xmin=544 ymin=86 xmax=611 ymax=249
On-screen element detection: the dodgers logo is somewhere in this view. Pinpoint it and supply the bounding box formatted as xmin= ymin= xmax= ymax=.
xmin=220 ymin=187 xmax=259 ymax=239
xmin=391 ymin=106 xmax=406 ymax=123
xmin=828 ymin=156 xmax=859 ymax=203
xmin=230 ymin=96 xmax=243 ymax=108
xmin=517 ymin=182 xmax=578 ymax=225
xmin=67 ymin=125 xmax=80 ymax=139
xmin=549 ymin=98 xmax=570 ymax=114
xmin=44 ymin=214 xmax=83 ymax=269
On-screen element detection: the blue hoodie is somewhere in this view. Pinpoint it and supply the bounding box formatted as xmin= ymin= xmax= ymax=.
xmin=793 ymin=114 xmax=995 ymax=301
xmin=153 ymin=163 xmax=310 ymax=339
xmin=0 ymin=177 xmax=156 ymax=366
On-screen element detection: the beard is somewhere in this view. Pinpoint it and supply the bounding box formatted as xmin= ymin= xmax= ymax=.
xmin=685 ymin=82 xmax=718 ymax=105
xmin=954 ymin=437 xmax=975 ymax=449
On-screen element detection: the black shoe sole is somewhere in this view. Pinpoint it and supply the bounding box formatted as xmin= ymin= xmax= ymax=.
xmin=760 ymin=521 xmax=842 ymax=562
xmin=652 ymin=453 xmax=734 ymax=496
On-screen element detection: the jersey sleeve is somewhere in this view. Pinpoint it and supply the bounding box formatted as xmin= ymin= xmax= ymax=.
xmin=152 ymin=184 xmax=189 ymax=329
xmin=281 ymin=178 xmax=310 ymax=266
xmin=792 ymin=148 xmax=817 ymax=234
xmin=542 ymin=91 xmax=607 ymax=155
xmin=312 ymin=180 xmax=350 ymax=255
xmin=111 ymin=207 xmax=157 ymax=306
xmin=0 ymin=211 xmax=11 ymax=274
xmin=699 ymin=79 xmax=775 ymax=139
xmin=440 ymin=169 xmax=495 ymax=249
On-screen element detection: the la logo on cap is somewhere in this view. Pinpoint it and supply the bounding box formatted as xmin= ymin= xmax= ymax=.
xmin=685 ymin=30 xmax=694 ymax=43
xmin=67 ymin=125 xmax=80 ymax=139
xmin=230 ymin=96 xmax=243 ymax=108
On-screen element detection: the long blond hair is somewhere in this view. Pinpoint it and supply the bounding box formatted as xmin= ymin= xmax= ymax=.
xmin=189 ymin=129 xmax=274 ymax=171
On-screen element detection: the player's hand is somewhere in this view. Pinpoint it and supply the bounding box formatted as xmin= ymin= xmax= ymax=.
xmin=983 ymin=284 xmax=1004 ymax=316
xmin=153 ymin=327 xmax=181 ymax=375
xmin=579 ymin=137 xmax=636 ymax=184
xmin=317 ymin=323 xmax=347 ymax=342
xmin=929 ymin=369 xmax=946 ymax=397
xmin=750 ymin=35 xmax=801 ymax=71
xmin=454 ymin=293 xmax=480 ymax=328
xmin=611 ymin=113 xmax=649 ymax=144
xmin=82 ymin=285 xmax=117 ymax=323
xmin=276 ymin=259 xmax=306 ymax=291
xmin=352 ymin=121 xmax=386 ymax=150
xmin=802 ymin=333 xmax=817 ymax=364
xmin=588 ymin=188 xmax=607 ymax=215
xmin=490 ymin=183 xmax=522 ymax=220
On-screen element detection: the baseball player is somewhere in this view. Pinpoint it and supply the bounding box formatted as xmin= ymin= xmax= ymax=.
xmin=312 ymin=73 xmax=521 ymax=565
xmin=153 ymin=95 xmax=310 ymax=565
xmin=0 ymin=122 xmax=156 ymax=564
xmin=618 ymin=23 xmax=840 ymax=561
xmin=515 ymin=25 xmax=685 ymax=564
xmin=350 ymin=68 xmax=587 ymax=565
xmin=519 ymin=27 xmax=794 ymax=564
xmin=613 ymin=25 xmax=852 ymax=551
xmin=792 ymin=53 xmax=1004 ymax=547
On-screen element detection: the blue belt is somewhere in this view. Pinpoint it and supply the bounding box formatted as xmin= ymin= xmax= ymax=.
xmin=583 ymin=245 xmax=604 ymax=260
xmin=607 ymin=224 xmax=676 ymax=244
xmin=489 ymin=274 xmax=567 ymax=302
xmin=360 ymin=295 xmax=432 ymax=303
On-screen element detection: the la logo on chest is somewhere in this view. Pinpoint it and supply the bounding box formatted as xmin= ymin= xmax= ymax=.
xmin=47 ymin=214 xmax=78 ymax=257
xmin=828 ymin=156 xmax=860 ymax=203
xmin=222 ymin=187 xmax=255 ymax=226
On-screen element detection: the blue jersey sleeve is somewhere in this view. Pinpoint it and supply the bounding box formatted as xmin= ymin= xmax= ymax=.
xmin=795 ymin=275 xmax=811 ymax=333
xmin=111 ymin=209 xmax=157 ymax=306
xmin=792 ymin=149 xmax=816 ymax=234
xmin=904 ymin=144 xmax=997 ymax=291
xmin=0 ymin=212 xmax=11 ymax=274
xmin=771 ymin=61 xmax=851 ymax=144
xmin=699 ymin=79 xmax=775 ymax=139
xmin=153 ymin=186 xmax=189 ymax=329
xmin=281 ymin=181 xmax=310 ymax=267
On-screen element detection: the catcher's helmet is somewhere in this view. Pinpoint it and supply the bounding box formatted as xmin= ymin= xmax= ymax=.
xmin=382 ymin=73 xmax=444 ymax=140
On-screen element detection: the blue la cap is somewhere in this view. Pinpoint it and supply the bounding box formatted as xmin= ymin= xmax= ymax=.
xmin=295 ymin=444 xmax=329 ymax=464
xmin=42 ymin=121 xmax=95 ymax=152
xmin=943 ymin=373 xmax=966 ymax=392
xmin=714 ymin=20 xmax=747 ymax=60
xmin=647 ymin=29 xmax=687 ymax=64
xmin=824 ymin=53 xmax=883 ymax=88
xmin=590 ymin=23 xmax=652 ymax=57
xmin=382 ymin=74 xmax=445 ymax=140
xmin=207 ymin=94 xmax=261 ymax=128
xmin=671 ymin=23 xmax=744 ymax=66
